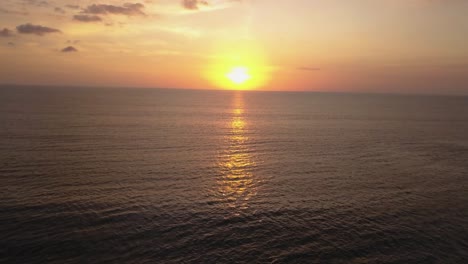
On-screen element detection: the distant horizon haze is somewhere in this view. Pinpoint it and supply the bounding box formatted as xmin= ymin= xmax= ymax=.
xmin=1 ymin=83 xmax=468 ymax=97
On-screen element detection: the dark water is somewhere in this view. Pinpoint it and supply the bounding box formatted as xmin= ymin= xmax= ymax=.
xmin=1 ymin=86 xmax=468 ymax=263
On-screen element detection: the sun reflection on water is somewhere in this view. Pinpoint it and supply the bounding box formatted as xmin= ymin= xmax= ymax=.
xmin=217 ymin=92 xmax=258 ymax=211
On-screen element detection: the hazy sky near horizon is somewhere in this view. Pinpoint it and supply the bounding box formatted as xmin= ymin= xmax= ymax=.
xmin=1 ymin=0 xmax=468 ymax=94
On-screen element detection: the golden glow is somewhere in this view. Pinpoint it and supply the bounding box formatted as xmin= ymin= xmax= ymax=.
xmin=205 ymin=41 xmax=272 ymax=90
xmin=227 ymin=67 xmax=251 ymax=85
xmin=2 ymin=1 xmax=467 ymax=93
xmin=216 ymin=93 xmax=259 ymax=211
xmin=207 ymin=61 xmax=271 ymax=90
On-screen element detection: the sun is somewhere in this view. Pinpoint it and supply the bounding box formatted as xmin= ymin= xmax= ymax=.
xmin=227 ymin=67 xmax=251 ymax=85
xmin=205 ymin=46 xmax=271 ymax=90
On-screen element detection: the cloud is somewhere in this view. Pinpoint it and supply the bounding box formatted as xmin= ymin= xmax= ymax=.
xmin=0 ymin=8 xmax=29 ymax=16
xmin=73 ymin=15 xmax=102 ymax=22
xmin=0 ymin=28 xmax=14 ymax=37
xmin=24 ymin=0 xmax=49 ymax=7
xmin=182 ymin=0 xmax=209 ymax=10
xmin=298 ymin=66 xmax=321 ymax=71
xmin=82 ymin=3 xmax=146 ymax=16
xmin=65 ymin=4 xmax=80 ymax=9
xmin=8 ymin=42 xmax=15 ymax=46
xmin=61 ymin=46 xmax=78 ymax=52
xmin=54 ymin=7 xmax=65 ymax=14
xmin=16 ymin=23 xmax=61 ymax=36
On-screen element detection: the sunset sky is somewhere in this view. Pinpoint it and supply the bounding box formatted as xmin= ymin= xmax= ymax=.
xmin=1 ymin=0 xmax=468 ymax=94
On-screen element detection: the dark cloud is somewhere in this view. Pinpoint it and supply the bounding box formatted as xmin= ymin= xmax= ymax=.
xmin=16 ymin=23 xmax=61 ymax=36
xmin=65 ymin=4 xmax=80 ymax=9
xmin=8 ymin=42 xmax=15 ymax=46
xmin=73 ymin=14 xmax=102 ymax=22
xmin=54 ymin=7 xmax=65 ymax=14
xmin=61 ymin=46 xmax=78 ymax=52
xmin=298 ymin=66 xmax=321 ymax=71
xmin=182 ymin=0 xmax=208 ymax=10
xmin=0 ymin=28 xmax=14 ymax=37
xmin=82 ymin=3 xmax=145 ymax=16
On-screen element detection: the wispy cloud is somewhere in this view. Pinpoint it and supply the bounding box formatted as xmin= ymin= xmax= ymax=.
xmin=73 ymin=15 xmax=102 ymax=22
xmin=178 ymin=0 xmax=241 ymax=13
xmin=23 ymin=0 xmax=49 ymax=7
xmin=0 ymin=8 xmax=29 ymax=16
xmin=82 ymin=3 xmax=146 ymax=16
xmin=16 ymin=23 xmax=61 ymax=36
xmin=298 ymin=66 xmax=321 ymax=71
xmin=65 ymin=4 xmax=80 ymax=10
xmin=67 ymin=40 xmax=80 ymax=44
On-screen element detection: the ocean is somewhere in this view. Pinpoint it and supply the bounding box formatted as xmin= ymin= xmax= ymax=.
xmin=1 ymin=85 xmax=467 ymax=263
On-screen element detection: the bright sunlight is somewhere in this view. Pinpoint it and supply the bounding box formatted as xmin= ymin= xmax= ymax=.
xmin=227 ymin=67 xmax=251 ymax=85
xmin=205 ymin=40 xmax=272 ymax=91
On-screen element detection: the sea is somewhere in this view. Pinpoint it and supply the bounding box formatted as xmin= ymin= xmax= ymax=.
xmin=0 ymin=85 xmax=467 ymax=263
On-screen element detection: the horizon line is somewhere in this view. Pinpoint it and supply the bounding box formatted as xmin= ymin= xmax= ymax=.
xmin=1 ymin=83 xmax=467 ymax=98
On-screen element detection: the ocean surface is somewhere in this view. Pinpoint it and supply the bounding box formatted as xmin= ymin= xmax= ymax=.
xmin=0 ymin=85 xmax=467 ymax=264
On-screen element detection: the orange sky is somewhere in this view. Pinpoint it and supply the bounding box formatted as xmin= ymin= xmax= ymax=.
xmin=1 ymin=0 xmax=468 ymax=94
